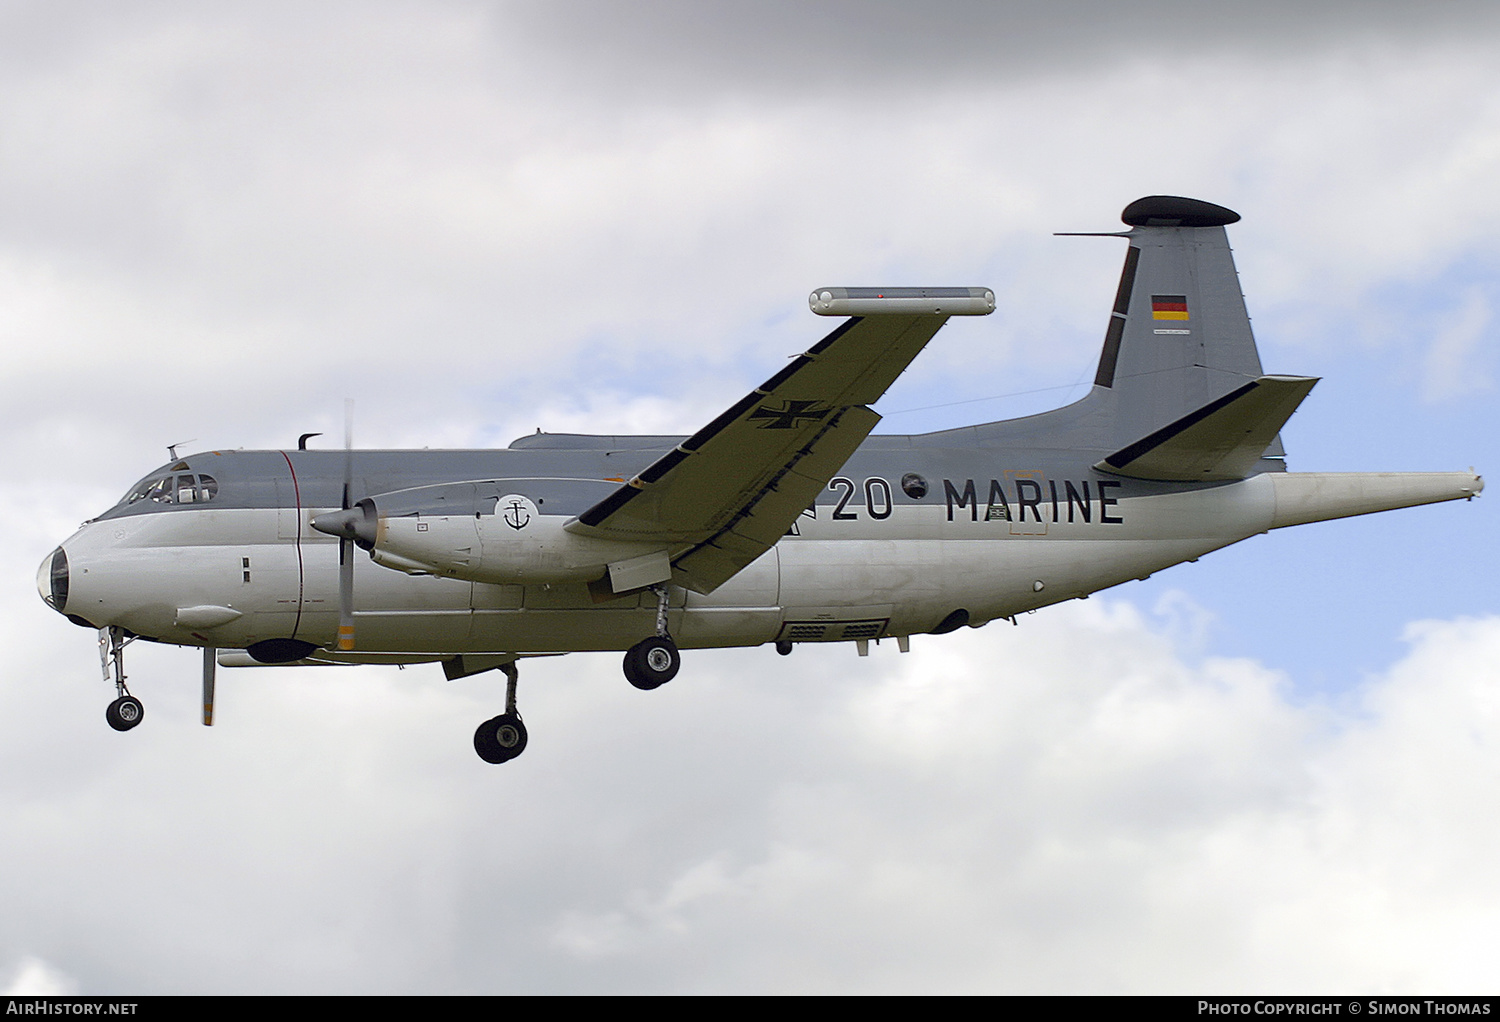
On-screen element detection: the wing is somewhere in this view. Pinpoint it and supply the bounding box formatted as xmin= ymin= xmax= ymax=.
xmin=569 ymin=289 xmax=992 ymax=594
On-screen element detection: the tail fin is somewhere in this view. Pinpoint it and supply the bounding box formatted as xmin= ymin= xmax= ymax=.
xmin=971 ymin=196 xmax=1294 ymax=472
xmin=1091 ymin=196 xmax=1277 ymax=455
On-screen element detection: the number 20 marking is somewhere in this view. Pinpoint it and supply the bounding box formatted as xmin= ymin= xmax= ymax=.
xmin=829 ymin=477 xmax=893 ymax=521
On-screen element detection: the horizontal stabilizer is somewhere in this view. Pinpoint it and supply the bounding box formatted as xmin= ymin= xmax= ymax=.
xmin=1097 ymin=375 xmax=1318 ymax=482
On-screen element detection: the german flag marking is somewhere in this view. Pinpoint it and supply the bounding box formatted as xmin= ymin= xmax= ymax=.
xmin=1151 ymin=295 xmax=1189 ymax=320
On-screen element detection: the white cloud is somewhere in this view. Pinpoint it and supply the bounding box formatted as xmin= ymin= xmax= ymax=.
xmin=1 ymin=956 xmax=77 ymax=996
xmin=6 ymin=25 xmax=1500 ymax=458
xmin=1423 ymin=286 xmax=1493 ymax=401
xmin=523 ymin=606 xmax=1500 ymax=993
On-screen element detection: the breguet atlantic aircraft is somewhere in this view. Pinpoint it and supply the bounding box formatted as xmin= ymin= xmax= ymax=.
xmin=38 ymin=196 xmax=1483 ymax=763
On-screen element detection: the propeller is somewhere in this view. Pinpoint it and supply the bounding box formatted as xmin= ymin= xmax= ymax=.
xmin=310 ymin=402 xmax=372 ymax=652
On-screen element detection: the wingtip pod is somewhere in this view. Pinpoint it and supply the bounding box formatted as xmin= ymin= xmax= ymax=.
xmin=810 ymin=287 xmax=995 ymax=316
xmin=1270 ymin=471 xmax=1483 ymax=530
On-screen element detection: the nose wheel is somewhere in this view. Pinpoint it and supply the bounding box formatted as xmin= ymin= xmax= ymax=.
xmin=99 ymin=627 xmax=144 ymax=732
xmin=106 ymin=695 xmax=144 ymax=732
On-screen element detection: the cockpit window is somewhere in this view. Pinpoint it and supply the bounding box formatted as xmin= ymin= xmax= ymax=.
xmin=122 ymin=473 xmax=220 ymax=507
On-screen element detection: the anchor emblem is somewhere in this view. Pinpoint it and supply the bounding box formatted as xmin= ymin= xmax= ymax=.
xmin=502 ymin=498 xmax=532 ymax=530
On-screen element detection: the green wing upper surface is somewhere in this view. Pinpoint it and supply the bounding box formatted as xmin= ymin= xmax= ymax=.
xmin=568 ymin=313 xmax=952 ymax=593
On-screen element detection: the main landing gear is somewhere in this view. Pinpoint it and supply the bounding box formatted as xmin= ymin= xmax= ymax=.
xmin=474 ymin=662 xmax=528 ymax=764
xmin=623 ymin=585 xmax=680 ymax=691
xmin=473 ymin=587 xmax=681 ymax=764
xmin=99 ymin=626 xmax=144 ymax=732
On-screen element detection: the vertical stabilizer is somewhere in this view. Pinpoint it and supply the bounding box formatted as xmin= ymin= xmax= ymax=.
xmin=1093 ymin=196 xmax=1276 ymax=453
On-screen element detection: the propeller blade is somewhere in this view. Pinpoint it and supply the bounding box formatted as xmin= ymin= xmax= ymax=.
xmin=338 ymin=537 xmax=355 ymax=651
xmin=342 ymin=399 xmax=354 ymax=510
xmin=337 ymin=398 xmax=356 ymax=651
xmin=202 ymin=646 xmax=216 ymax=726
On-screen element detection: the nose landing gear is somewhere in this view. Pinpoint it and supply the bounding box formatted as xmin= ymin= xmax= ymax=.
xmin=99 ymin=627 xmax=144 ymax=732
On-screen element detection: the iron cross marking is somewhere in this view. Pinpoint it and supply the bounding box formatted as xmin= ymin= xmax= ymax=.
xmin=749 ymin=400 xmax=831 ymax=430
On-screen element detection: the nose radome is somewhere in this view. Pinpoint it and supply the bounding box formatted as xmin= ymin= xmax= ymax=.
xmin=35 ymin=552 xmax=49 ymax=606
xmin=38 ymin=547 xmax=67 ymax=614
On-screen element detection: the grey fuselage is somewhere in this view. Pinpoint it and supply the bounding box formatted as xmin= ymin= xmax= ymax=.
xmin=41 ymin=399 xmax=1301 ymax=660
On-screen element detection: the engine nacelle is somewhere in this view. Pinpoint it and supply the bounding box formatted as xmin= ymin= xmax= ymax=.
xmin=312 ymin=479 xmax=671 ymax=589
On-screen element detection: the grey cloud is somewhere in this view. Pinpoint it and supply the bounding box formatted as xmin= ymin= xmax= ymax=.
xmin=493 ymin=0 xmax=1500 ymax=98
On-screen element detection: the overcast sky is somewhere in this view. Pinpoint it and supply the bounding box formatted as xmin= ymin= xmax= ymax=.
xmin=3 ymin=1 xmax=1499 ymax=994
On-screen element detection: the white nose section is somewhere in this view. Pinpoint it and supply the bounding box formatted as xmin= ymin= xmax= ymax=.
xmin=37 ymin=547 xmax=65 ymax=612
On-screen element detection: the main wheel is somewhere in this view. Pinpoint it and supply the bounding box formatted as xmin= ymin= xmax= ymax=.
xmin=474 ymin=713 xmax=528 ymax=764
xmin=624 ymin=636 xmax=680 ymax=690
xmin=106 ymin=696 xmax=144 ymax=732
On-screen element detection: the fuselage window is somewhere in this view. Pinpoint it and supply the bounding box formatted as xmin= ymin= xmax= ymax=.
xmin=124 ymin=479 xmax=159 ymax=504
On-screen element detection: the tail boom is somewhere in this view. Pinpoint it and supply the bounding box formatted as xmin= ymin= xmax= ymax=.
xmin=1269 ymin=472 xmax=1483 ymax=529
